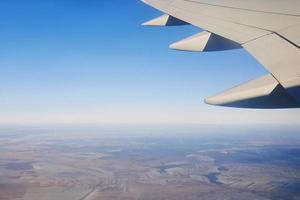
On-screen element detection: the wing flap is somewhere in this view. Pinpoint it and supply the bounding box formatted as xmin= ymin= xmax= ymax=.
xmin=205 ymin=74 xmax=299 ymax=108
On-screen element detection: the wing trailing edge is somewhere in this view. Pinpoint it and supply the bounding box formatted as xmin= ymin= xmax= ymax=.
xmin=205 ymin=74 xmax=299 ymax=109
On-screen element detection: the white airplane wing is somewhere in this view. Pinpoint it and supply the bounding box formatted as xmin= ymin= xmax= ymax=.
xmin=142 ymin=0 xmax=300 ymax=108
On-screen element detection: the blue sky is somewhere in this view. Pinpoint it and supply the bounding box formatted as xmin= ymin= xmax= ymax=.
xmin=0 ymin=0 xmax=299 ymax=125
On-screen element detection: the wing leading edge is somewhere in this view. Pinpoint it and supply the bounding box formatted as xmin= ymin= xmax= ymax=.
xmin=141 ymin=0 xmax=300 ymax=109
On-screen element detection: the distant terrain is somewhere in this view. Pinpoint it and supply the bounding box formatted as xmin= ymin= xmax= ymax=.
xmin=0 ymin=125 xmax=299 ymax=200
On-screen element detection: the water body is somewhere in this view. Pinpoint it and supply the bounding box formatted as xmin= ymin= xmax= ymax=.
xmin=204 ymin=172 xmax=222 ymax=185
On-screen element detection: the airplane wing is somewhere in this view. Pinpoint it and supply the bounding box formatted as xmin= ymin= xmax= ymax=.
xmin=141 ymin=0 xmax=300 ymax=108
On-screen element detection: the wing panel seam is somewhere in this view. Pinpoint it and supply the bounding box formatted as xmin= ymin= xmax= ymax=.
xmin=184 ymin=0 xmax=300 ymax=17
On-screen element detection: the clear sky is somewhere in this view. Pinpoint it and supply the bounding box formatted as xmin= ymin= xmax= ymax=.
xmin=0 ymin=0 xmax=299 ymax=125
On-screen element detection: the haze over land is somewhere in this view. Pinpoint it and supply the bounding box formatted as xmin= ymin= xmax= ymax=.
xmin=0 ymin=125 xmax=299 ymax=200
